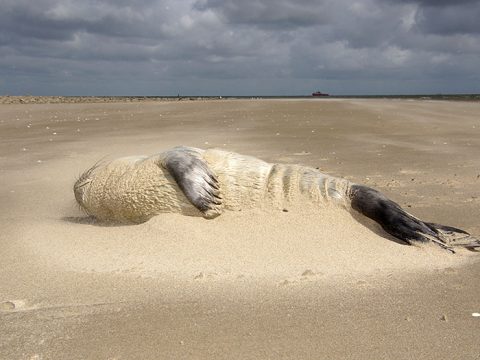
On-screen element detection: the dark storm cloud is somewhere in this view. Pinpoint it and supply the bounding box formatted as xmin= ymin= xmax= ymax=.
xmin=0 ymin=0 xmax=172 ymax=42
xmin=400 ymin=0 xmax=478 ymax=5
xmin=194 ymin=0 xmax=326 ymax=29
xmin=0 ymin=0 xmax=479 ymax=95
xmin=415 ymin=2 xmax=480 ymax=35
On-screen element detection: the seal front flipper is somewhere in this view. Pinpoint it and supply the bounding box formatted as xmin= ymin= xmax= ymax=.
xmin=159 ymin=147 xmax=222 ymax=218
xmin=348 ymin=184 xmax=476 ymax=252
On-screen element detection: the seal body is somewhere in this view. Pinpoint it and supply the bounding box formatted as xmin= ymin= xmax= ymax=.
xmin=203 ymin=149 xmax=350 ymax=211
xmin=74 ymin=147 xmax=350 ymax=223
xmin=74 ymin=146 xmax=479 ymax=252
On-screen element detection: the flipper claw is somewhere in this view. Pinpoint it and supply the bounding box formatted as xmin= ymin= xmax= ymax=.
xmin=160 ymin=147 xmax=223 ymax=217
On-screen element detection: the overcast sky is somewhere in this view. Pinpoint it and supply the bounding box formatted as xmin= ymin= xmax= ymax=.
xmin=1 ymin=0 xmax=479 ymax=95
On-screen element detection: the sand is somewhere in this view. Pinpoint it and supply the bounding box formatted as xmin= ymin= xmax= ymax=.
xmin=1 ymin=98 xmax=479 ymax=359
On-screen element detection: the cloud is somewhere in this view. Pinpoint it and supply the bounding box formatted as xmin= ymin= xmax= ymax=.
xmin=0 ymin=0 xmax=479 ymax=95
xmin=415 ymin=2 xmax=480 ymax=35
xmin=194 ymin=0 xmax=327 ymax=29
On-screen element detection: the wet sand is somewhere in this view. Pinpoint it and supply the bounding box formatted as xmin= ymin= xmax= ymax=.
xmin=1 ymin=99 xmax=479 ymax=359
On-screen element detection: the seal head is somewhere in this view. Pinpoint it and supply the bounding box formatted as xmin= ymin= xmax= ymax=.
xmin=73 ymin=163 xmax=98 ymax=215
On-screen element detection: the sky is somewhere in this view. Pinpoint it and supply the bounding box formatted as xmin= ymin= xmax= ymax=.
xmin=1 ymin=0 xmax=479 ymax=96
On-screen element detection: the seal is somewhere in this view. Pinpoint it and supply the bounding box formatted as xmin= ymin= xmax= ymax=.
xmin=74 ymin=146 xmax=480 ymax=252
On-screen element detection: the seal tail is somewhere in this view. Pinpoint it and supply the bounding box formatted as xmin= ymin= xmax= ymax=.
xmin=349 ymin=184 xmax=480 ymax=252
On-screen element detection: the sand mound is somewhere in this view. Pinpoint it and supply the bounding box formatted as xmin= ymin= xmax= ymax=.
xmin=21 ymin=202 xmax=475 ymax=283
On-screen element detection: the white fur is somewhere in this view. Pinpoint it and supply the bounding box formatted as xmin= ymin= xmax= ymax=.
xmin=74 ymin=147 xmax=353 ymax=223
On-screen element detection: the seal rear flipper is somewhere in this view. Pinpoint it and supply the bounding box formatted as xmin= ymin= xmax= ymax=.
xmin=159 ymin=147 xmax=222 ymax=218
xmin=424 ymin=223 xmax=480 ymax=251
xmin=349 ymin=184 xmax=459 ymax=252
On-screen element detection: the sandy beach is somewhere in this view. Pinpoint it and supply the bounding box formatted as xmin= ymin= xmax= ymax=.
xmin=1 ymin=98 xmax=479 ymax=359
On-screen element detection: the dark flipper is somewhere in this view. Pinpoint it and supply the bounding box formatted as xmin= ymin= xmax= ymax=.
xmin=349 ymin=185 xmax=479 ymax=252
xmin=160 ymin=147 xmax=222 ymax=217
xmin=424 ymin=222 xmax=480 ymax=251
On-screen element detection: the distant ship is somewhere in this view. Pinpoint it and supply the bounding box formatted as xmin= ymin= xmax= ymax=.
xmin=311 ymin=91 xmax=329 ymax=97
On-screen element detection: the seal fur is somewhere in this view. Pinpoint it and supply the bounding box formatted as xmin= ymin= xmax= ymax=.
xmin=74 ymin=146 xmax=480 ymax=252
